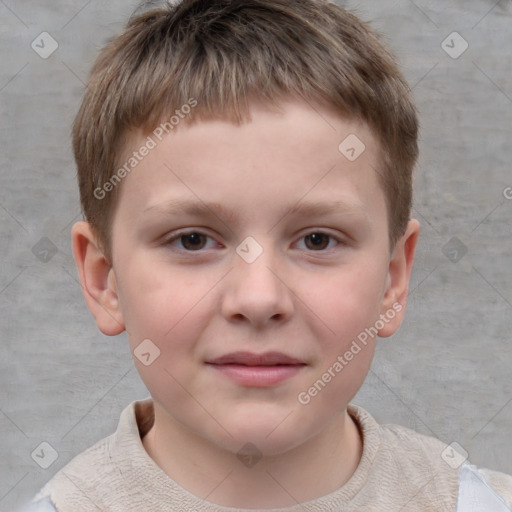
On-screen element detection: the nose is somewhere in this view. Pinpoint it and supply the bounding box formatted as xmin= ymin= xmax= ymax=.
xmin=220 ymin=242 xmax=294 ymax=328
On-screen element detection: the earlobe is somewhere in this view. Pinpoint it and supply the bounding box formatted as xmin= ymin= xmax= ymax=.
xmin=71 ymin=221 xmax=125 ymax=336
xmin=378 ymin=219 xmax=420 ymax=338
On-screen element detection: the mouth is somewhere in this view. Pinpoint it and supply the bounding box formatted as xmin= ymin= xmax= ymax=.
xmin=205 ymin=351 xmax=307 ymax=387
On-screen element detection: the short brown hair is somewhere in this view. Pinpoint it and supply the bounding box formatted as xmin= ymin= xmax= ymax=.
xmin=73 ymin=0 xmax=418 ymax=261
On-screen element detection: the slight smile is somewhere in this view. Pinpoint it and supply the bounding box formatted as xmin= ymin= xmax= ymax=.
xmin=206 ymin=351 xmax=307 ymax=387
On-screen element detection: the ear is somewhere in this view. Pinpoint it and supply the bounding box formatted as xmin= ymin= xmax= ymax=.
xmin=71 ymin=221 xmax=125 ymax=336
xmin=378 ymin=219 xmax=420 ymax=337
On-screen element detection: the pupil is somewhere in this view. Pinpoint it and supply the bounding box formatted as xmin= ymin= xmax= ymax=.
xmin=188 ymin=234 xmax=201 ymax=244
xmin=307 ymin=233 xmax=328 ymax=250
xmin=182 ymin=233 xmax=204 ymax=249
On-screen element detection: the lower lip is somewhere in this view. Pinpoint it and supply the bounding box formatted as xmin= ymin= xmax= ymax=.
xmin=208 ymin=364 xmax=305 ymax=387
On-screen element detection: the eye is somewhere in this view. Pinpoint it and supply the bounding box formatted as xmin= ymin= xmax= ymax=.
xmin=296 ymin=232 xmax=340 ymax=251
xmin=165 ymin=231 xmax=218 ymax=251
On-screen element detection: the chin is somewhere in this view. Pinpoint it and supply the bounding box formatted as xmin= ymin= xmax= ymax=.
xmin=212 ymin=410 xmax=322 ymax=457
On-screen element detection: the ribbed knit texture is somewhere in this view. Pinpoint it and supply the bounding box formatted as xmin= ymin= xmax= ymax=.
xmin=32 ymin=400 xmax=512 ymax=511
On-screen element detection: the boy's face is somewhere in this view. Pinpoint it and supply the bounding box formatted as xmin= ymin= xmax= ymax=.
xmin=74 ymin=99 xmax=418 ymax=457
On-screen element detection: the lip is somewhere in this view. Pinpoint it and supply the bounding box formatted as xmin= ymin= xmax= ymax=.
xmin=206 ymin=351 xmax=306 ymax=387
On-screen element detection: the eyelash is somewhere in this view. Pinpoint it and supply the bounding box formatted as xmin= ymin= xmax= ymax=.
xmin=164 ymin=229 xmax=343 ymax=253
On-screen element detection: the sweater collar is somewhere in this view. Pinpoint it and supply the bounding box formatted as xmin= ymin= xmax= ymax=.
xmin=108 ymin=398 xmax=382 ymax=511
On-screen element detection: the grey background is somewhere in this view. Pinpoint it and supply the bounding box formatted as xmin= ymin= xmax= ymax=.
xmin=1 ymin=0 xmax=511 ymax=510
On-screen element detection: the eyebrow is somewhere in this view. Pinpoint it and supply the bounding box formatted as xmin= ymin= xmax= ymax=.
xmin=143 ymin=198 xmax=369 ymax=227
xmin=288 ymin=200 xmax=367 ymax=218
xmin=143 ymin=199 xmax=238 ymax=229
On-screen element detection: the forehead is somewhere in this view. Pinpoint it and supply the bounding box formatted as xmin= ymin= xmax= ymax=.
xmin=114 ymin=100 xmax=386 ymax=228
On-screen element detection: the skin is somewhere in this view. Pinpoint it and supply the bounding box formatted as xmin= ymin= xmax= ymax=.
xmin=72 ymin=99 xmax=419 ymax=508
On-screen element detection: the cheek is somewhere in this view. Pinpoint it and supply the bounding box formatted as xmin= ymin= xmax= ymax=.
xmin=295 ymin=271 xmax=382 ymax=413
xmin=115 ymin=260 xmax=220 ymax=393
xmin=304 ymin=263 xmax=386 ymax=347
xmin=118 ymin=256 xmax=214 ymax=337
xmin=122 ymin=277 xmax=217 ymax=407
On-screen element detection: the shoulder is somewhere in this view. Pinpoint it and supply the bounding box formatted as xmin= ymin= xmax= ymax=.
xmin=350 ymin=404 xmax=459 ymax=475
xmin=30 ymin=400 xmax=152 ymax=512
xmin=349 ymin=404 xmax=512 ymax=509
xmin=380 ymin=418 xmax=455 ymax=468
xmin=478 ymin=467 xmax=512 ymax=507
xmin=31 ymin=432 xmax=115 ymax=511
xmin=382 ymin=421 xmax=512 ymax=505
xmin=347 ymin=404 xmax=459 ymax=510
xmin=19 ymin=497 xmax=58 ymax=512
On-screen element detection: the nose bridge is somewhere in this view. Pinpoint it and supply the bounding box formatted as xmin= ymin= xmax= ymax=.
xmin=221 ymin=235 xmax=293 ymax=325
xmin=235 ymin=235 xmax=283 ymax=297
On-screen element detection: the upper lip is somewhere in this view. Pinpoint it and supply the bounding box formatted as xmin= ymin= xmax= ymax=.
xmin=206 ymin=351 xmax=306 ymax=366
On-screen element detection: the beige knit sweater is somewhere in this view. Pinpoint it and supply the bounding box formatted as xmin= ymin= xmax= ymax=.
xmin=30 ymin=399 xmax=512 ymax=511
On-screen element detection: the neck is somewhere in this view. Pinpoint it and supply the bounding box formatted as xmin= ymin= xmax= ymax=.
xmin=142 ymin=404 xmax=362 ymax=508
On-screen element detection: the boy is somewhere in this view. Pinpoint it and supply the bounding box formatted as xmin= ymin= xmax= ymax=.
xmin=26 ymin=0 xmax=512 ymax=510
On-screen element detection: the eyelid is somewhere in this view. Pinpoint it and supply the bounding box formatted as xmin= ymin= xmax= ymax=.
xmin=163 ymin=228 xmax=346 ymax=253
xmin=164 ymin=229 xmax=221 ymax=251
xmin=293 ymin=229 xmax=344 ymax=251
xmin=298 ymin=227 xmax=345 ymax=239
